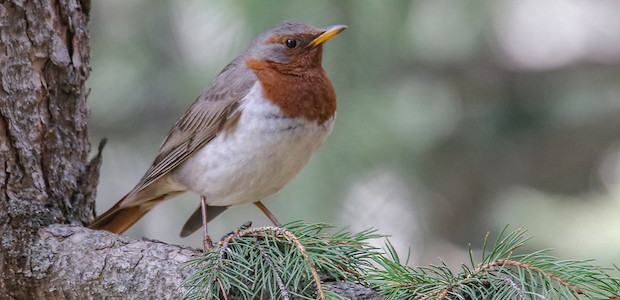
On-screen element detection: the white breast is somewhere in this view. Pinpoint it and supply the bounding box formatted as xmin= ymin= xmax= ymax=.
xmin=171 ymin=82 xmax=334 ymax=206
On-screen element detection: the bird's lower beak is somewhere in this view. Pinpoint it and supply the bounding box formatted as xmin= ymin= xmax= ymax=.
xmin=307 ymin=24 xmax=347 ymax=47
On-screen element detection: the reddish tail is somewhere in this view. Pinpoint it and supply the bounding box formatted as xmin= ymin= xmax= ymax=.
xmin=89 ymin=184 xmax=183 ymax=233
xmin=88 ymin=196 xmax=151 ymax=234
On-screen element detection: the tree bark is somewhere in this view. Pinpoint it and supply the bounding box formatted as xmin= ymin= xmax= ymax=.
xmin=22 ymin=225 xmax=199 ymax=299
xmin=0 ymin=0 xmax=99 ymax=297
xmin=0 ymin=1 xmax=382 ymax=299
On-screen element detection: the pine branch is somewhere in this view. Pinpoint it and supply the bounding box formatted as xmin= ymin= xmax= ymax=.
xmin=180 ymin=223 xmax=619 ymax=299
xmin=181 ymin=222 xmax=382 ymax=300
xmin=367 ymin=226 xmax=620 ymax=299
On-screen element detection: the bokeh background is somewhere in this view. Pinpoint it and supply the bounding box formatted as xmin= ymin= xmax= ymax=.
xmin=88 ymin=0 xmax=620 ymax=267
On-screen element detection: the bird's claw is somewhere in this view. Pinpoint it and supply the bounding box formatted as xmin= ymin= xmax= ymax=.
xmin=203 ymin=234 xmax=214 ymax=252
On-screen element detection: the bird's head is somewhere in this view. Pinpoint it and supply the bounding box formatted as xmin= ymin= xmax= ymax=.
xmin=245 ymin=21 xmax=347 ymax=71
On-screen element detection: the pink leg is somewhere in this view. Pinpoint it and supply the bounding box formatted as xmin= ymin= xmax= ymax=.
xmin=201 ymin=196 xmax=214 ymax=251
xmin=254 ymin=201 xmax=282 ymax=227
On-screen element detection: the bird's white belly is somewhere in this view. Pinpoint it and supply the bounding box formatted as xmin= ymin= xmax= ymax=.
xmin=171 ymin=84 xmax=334 ymax=206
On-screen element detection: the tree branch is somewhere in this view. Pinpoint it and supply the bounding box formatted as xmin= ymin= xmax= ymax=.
xmin=24 ymin=224 xmax=385 ymax=299
xmin=27 ymin=225 xmax=200 ymax=299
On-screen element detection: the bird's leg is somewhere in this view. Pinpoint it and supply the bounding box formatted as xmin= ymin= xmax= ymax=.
xmin=254 ymin=201 xmax=281 ymax=227
xmin=201 ymin=196 xmax=214 ymax=251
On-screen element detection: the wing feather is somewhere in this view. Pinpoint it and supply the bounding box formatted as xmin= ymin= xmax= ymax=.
xmin=123 ymin=56 xmax=256 ymax=203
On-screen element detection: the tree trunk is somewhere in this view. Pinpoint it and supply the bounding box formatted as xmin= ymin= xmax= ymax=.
xmin=0 ymin=0 xmax=199 ymax=298
xmin=0 ymin=1 xmax=382 ymax=299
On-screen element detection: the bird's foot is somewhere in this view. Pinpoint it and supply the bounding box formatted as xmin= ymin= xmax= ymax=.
xmin=203 ymin=234 xmax=214 ymax=252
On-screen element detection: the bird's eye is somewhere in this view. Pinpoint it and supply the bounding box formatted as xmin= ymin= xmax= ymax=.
xmin=285 ymin=38 xmax=297 ymax=48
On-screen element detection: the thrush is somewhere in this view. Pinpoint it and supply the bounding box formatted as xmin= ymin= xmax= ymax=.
xmin=88 ymin=21 xmax=347 ymax=250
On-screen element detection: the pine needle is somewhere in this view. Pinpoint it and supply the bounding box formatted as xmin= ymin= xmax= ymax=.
xmin=181 ymin=221 xmax=381 ymax=300
xmin=180 ymin=222 xmax=619 ymax=299
xmin=366 ymin=226 xmax=620 ymax=299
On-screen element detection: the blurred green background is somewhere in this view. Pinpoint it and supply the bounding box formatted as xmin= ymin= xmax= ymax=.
xmin=88 ymin=0 xmax=620 ymax=267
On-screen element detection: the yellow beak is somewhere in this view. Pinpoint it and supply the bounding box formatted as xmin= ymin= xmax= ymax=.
xmin=307 ymin=24 xmax=347 ymax=47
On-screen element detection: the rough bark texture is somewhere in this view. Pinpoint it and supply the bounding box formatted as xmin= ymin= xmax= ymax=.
xmin=324 ymin=282 xmax=384 ymax=300
xmin=26 ymin=225 xmax=199 ymax=299
xmin=0 ymin=1 xmax=383 ymax=299
xmin=0 ymin=0 xmax=98 ymax=297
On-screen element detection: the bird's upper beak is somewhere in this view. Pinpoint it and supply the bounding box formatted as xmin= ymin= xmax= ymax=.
xmin=307 ymin=24 xmax=347 ymax=47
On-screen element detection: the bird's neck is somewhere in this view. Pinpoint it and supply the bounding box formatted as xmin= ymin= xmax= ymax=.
xmin=245 ymin=58 xmax=337 ymax=124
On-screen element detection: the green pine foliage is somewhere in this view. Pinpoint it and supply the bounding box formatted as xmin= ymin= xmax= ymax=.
xmin=181 ymin=223 xmax=620 ymax=300
xmin=367 ymin=226 xmax=620 ymax=299
xmin=181 ymin=222 xmax=381 ymax=299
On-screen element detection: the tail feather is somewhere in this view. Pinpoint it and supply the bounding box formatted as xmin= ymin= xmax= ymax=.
xmin=89 ymin=171 xmax=187 ymax=234
xmin=88 ymin=193 xmax=172 ymax=234
xmin=180 ymin=205 xmax=228 ymax=237
xmin=88 ymin=203 xmax=149 ymax=234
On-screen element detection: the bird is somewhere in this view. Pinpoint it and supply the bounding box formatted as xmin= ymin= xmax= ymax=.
xmin=88 ymin=21 xmax=347 ymax=250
